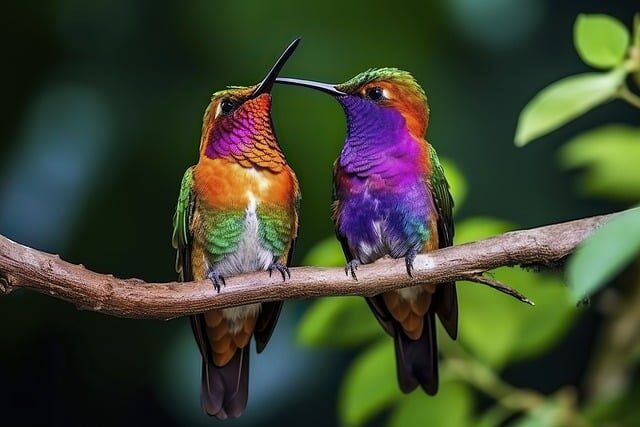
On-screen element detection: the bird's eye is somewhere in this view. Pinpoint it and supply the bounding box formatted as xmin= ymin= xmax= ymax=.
xmin=220 ymin=99 xmax=236 ymax=115
xmin=365 ymin=87 xmax=384 ymax=101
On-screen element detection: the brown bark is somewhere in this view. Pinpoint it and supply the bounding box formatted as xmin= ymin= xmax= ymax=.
xmin=0 ymin=213 xmax=614 ymax=320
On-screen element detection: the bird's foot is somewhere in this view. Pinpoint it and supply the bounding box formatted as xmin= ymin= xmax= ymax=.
xmin=268 ymin=261 xmax=290 ymax=282
xmin=345 ymin=260 xmax=360 ymax=281
xmin=405 ymin=249 xmax=418 ymax=278
xmin=207 ymin=270 xmax=226 ymax=293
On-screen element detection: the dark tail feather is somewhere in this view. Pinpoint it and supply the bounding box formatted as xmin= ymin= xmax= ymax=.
xmin=393 ymin=311 xmax=439 ymax=395
xmin=200 ymin=359 xmax=223 ymax=417
xmin=200 ymin=347 xmax=250 ymax=420
xmin=434 ymin=282 xmax=458 ymax=339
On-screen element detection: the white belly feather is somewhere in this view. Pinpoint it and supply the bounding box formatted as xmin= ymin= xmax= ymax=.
xmin=214 ymin=191 xmax=273 ymax=331
xmin=358 ymin=218 xmax=424 ymax=302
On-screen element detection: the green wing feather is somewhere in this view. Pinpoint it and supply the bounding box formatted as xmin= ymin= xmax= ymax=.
xmin=427 ymin=145 xmax=454 ymax=247
xmin=171 ymin=167 xmax=213 ymax=364
xmin=254 ymin=190 xmax=299 ymax=354
xmin=172 ymin=166 xmax=195 ymax=281
xmin=427 ymin=144 xmax=458 ymax=340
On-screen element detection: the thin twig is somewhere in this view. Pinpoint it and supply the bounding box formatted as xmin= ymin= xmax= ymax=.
xmin=618 ymin=84 xmax=640 ymax=109
xmin=468 ymin=274 xmax=535 ymax=305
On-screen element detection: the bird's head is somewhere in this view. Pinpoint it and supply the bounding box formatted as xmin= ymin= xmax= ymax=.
xmin=200 ymin=38 xmax=299 ymax=170
xmin=277 ymin=67 xmax=429 ymax=139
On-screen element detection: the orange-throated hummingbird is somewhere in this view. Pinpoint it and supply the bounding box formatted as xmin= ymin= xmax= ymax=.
xmin=172 ymin=39 xmax=301 ymax=419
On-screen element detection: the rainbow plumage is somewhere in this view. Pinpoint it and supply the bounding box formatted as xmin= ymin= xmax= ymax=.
xmin=277 ymin=68 xmax=457 ymax=394
xmin=172 ymin=41 xmax=300 ymax=419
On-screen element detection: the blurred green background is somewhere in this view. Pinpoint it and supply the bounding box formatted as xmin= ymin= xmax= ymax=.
xmin=1 ymin=1 xmax=638 ymax=426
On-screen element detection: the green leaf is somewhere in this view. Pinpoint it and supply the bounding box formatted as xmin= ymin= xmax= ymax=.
xmin=455 ymin=218 xmax=576 ymax=367
xmin=567 ymin=207 xmax=640 ymax=302
xmin=297 ymin=296 xmax=383 ymax=347
xmin=559 ymin=125 xmax=640 ymax=200
xmin=387 ymin=381 xmax=473 ymax=427
xmin=475 ymin=406 xmax=511 ymax=427
xmin=515 ymin=69 xmax=626 ymax=146
xmin=339 ymin=340 xmax=401 ymax=427
xmin=441 ymin=158 xmax=467 ymax=210
xmin=509 ymin=400 xmax=564 ymax=427
xmin=574 ymin=14 xmax=630 ymax=68
xmin=303 ymin=236 xmax=345 ymax=267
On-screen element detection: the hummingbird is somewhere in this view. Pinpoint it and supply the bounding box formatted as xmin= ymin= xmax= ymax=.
xmin=172 ymin=39 xmax=301 ymax=419
xmin=276 ymin=68 xmax=457 ymax=394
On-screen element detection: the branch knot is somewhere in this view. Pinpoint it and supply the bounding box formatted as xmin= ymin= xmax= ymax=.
xmin=0 ymin=274 xmax=12 ymax=294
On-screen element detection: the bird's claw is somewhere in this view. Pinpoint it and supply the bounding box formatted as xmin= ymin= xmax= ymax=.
xmin=405 ymin=250 xmax=417 ymax=278
xmin=345 ymin=260 xmax=360 ymax=281
xmin=207 ymin=270 xmax=226 ymax=293
xmin=268 ymin=261 xmax=290 ymax=282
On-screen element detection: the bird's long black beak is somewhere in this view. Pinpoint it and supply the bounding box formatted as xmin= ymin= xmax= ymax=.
xmin=275 ymin=77 xmax=346 ymax=96
xmin=251 ymin=38 xmax=301 ymax=98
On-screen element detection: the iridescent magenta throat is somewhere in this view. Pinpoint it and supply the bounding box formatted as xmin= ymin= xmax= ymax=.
xmin=205 ymin=113 xmax=259 ymax=159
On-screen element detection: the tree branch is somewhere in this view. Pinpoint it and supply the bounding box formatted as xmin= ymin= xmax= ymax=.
xmin=0 ymin=213 xmax=615 ymax=320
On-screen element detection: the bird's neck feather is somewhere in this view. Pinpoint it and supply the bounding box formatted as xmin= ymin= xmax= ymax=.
xmin=201 ymin=106 xmax=285 ymax=172
xmin=338 ymin=96 xmax=427 ymax=178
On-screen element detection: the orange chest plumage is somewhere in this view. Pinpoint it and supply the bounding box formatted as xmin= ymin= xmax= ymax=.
xmin=193 ymin=157 xmax=298 ymax=210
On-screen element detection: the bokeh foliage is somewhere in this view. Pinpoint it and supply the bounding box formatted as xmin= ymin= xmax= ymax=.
xmin=1 ymin=2 xmax=639 ymax=427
